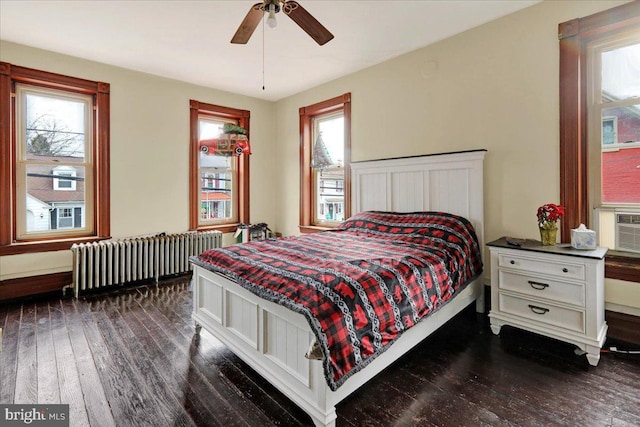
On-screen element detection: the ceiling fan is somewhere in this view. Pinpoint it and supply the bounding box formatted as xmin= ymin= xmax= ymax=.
xmin=231 ymin=0 xmax=334 ymax=46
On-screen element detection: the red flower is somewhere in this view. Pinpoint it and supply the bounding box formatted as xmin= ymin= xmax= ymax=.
xmin=537 ymin=203 xmax=565 ymax=228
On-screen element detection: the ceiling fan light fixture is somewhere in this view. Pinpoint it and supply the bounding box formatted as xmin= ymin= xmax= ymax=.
xmin=231 ymin=0 xmax=333 ymax=45
xmin=266 ymin=3 xmax=277 ymax=29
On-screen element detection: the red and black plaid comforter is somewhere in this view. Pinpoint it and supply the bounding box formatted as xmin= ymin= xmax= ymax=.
xmin=192 ymin=211 xmax=482 ymax=391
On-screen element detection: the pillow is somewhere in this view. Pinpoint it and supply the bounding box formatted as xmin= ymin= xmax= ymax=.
xmin=337 ymin=211 xmax=477 ymax=243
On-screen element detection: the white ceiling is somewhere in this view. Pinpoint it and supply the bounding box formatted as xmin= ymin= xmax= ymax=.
xmin=0 ymin=0 xmax=540 ymax=101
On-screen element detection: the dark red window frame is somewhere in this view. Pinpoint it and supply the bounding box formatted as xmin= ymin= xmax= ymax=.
xmin=0 ymin=62 xmax=110 ymax=255
xmin=299 ymin=93 xmax=351 ymax=233
xmin=189 ymin=100 xmax=250 ymax=233
xmin=558 ymin=2 xmax=640 ymax=280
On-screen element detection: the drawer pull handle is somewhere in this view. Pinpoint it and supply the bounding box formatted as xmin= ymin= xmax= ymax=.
xmin=562 ymin=268 xmax=569 ymax=273
xmin=510 ymin=260 xmax=515 ymax=265
xmin=528 ymin=281 xmax=549 ymax=290
xmin=528 ymin=305 xmax=550 ymax=315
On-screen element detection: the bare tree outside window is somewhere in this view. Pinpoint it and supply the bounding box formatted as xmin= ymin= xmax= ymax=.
xmin=25 ymin=92 xmax=86 ymax=160
xmin=26 ymin=115 xmax=84 ymax=157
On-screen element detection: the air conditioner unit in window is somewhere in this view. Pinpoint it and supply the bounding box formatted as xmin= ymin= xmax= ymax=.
xmin=616 ymin=212 xmax=640 ymax=253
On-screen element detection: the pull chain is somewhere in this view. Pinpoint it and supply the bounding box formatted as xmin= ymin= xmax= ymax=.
xmin=262 ymin=14 xmax=265 ymax=91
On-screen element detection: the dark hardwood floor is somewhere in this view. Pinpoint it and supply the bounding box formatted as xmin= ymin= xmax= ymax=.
xmin=1 ymin=277 xmax=639 ymax=427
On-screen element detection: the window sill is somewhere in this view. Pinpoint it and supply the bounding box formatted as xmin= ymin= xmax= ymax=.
xmin=195 ymin=223 xmax=239 ymax=234
xmin=299 ymin=225 xmax=333 ymax=234
xmin=0 ymin=236 xmax=110 ymax=256
xmin=605 ymin=252 xmax=640 ymax=282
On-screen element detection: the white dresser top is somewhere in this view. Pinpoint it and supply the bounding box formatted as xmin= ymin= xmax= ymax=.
xmin=487 ymin=237 xmax=608 ymax=260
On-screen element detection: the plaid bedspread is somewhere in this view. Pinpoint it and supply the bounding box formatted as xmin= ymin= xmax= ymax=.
xmin=192 ymin=211 xmax=482 ymax=391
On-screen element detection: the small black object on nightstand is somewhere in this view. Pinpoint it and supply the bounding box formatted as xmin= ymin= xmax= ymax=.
xmin=505 ymin=238 xmax=523 ymax=247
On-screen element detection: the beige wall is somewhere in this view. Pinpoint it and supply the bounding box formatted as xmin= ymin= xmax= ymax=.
xmin=0 ymin=41 xmax=276 ymax=280
xmin=272 ymin=0 xmax=639 ymax=312
xmin=1 ymin=1 xmax=637 ymax=312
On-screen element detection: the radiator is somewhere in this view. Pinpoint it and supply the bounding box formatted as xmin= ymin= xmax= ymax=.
xmin=70 ymin=231 xmax=222 ymax=297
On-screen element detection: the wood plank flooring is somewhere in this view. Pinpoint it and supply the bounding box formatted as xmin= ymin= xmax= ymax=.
xmin=1 ymin=276 xmax=639 ymax=426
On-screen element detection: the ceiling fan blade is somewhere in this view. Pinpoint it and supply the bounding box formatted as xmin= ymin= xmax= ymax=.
xmin=283 ymin=1 xmax=334 ymax=46
xmin=231 ymin=2 xmax=264 ymax=44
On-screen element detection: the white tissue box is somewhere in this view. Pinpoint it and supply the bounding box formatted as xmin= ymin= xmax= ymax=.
xmin=571 ymin=226 xmax=596 ymax=250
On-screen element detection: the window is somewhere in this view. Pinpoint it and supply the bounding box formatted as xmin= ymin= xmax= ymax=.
xmin=559 ymin=2 xmax=640 ymax=280
xmin=602 ymin=117 xmax=617 ymax=146
xmin=53 ymin=166 xmax=77 ymax=191
xmin=189 ymin=100 xmax=249 ymax=232
xmin=199 ymin=117 xmax=235 ymax=223
xmin=314 ymin=112 xmax=346 ymax=224
xmin=58 ymin=208 xmax=73 ymax=228
xmin=56 ymin=174 xmax=73 ymax=189
xmin=0 ymin=62 xmax=110 ymax=255
xmin=590 ymin=39 xmax=640 ymax=207
xmin=299 ymin=93 xmax=351 ymax=232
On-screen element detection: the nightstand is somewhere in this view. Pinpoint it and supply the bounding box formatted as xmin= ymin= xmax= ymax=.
xmin=487 ymin=237 xmax=608 ymax=366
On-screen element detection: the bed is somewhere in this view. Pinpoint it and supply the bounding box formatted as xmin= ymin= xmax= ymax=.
xmin=191 ymin=150 xmax=486 ymax=427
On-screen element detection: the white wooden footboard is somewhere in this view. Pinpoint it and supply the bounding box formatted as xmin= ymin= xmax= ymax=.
xmin=192 ymin=264 xmax=337 ymax=426
xmin=192 ymin=263 xmax=483 ymax=427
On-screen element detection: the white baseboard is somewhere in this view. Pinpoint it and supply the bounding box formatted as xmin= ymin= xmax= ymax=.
xmin=605 ymin=302 xmax=640 ymax=317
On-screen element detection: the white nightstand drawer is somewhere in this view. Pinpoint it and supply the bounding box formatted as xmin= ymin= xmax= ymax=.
xmin=498 ymin=254 xmax=585 ymax=281
xmin=499 ymin=293 xmax=585 ymax=334
xmin=498 ymin=271 xmax=585 ymax=307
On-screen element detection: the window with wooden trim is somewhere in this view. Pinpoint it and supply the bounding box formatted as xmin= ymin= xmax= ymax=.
xmin=559 ymin=2 xmax=640 ymax=281
xmin=0 ymin=62 xmax=110 ymax=256
xmin=189 ymin=100 xmax=250 ymax=233
xmin=299 ymin=93 xmax=351 ymax=232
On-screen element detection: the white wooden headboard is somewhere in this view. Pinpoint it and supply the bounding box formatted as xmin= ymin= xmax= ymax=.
xmin=350 ymin=150 xmax=486 ymax=252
